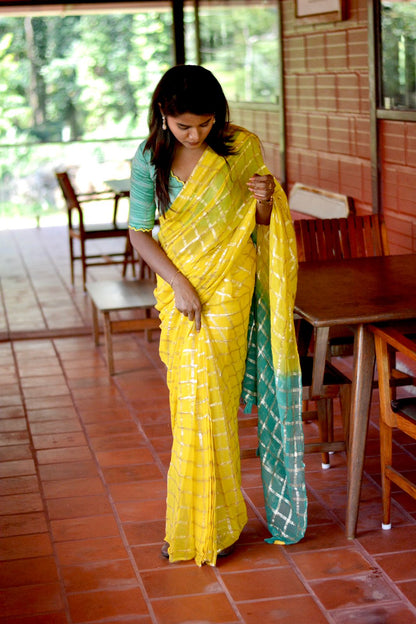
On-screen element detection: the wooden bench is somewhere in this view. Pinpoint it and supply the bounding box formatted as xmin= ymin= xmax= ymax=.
xmin=289 ymin=182 xmax=354 ymax=220
xmin=86 ymin=279 xmax=160 ymax=375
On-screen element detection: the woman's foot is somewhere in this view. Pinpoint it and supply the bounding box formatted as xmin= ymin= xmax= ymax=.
xmin=162 ymin=541 xmax=235 ymax=560
xmin=217 ymin=543 xmax=235 ymax=557
xmin=161 ymin=541 xmax=169 ymax=558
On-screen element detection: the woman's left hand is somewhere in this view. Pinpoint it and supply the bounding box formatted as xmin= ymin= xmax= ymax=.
xmin=247 ymin=174 xmax=275 ymax=202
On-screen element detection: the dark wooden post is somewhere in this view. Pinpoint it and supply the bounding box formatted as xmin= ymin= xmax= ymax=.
xmin=172 ymin=0 xmax=185 ymax=65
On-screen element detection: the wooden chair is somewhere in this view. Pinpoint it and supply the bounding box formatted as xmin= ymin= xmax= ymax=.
xmin=294 ymin=213 xmax=389 ymax=263
xmin=370 ymin=324 xmax=416 ymax=529
xmin=56 ymin=171 xmax=133 ymax=290
xmin=295 ymin=214 xmax=390 ymax=357
xmin=292 ymin=214 xmax=389 ymax=467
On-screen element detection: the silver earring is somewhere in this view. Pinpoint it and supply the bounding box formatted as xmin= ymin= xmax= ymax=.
xmin=162 ymin=115 xmax=167 ymax=130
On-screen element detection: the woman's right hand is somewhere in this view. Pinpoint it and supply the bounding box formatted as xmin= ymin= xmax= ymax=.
xmin=172 ymin=272 xmax=202 ymax=332
xmin=129 ymin=230 xmax=202 ymax=331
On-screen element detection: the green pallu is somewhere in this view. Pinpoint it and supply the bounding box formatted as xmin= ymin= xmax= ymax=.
xmin=241 ymin=199 xmax=307 ymax=545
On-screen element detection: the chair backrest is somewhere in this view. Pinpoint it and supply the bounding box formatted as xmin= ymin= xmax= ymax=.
xmin=289 ymin=183 xmax=353 ymax=219
xmin=56 ymin=171 xmax=81 ymax=211
xmin=295 ymin=214 xmax=390 ymax=262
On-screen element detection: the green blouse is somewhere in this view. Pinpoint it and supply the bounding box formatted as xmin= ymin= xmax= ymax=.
xmin=129 ymin=140 xmax=183 ymax=232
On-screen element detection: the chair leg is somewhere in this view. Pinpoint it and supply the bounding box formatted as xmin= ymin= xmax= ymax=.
xmin=80 ymin=238 xmax=88 ymax=291
xmin=144 ymin=307 xmax=152 ymax=342
xmin=316 ymin=398 xmax=331 ymax=469
xmin=122 ymin=237 xmax=135 ymax=278
xmin=380 ymin=419 xmax=393 ymax=529
xmin=130 ymin=243 xmax=136 ymax=277
xmin=69 ymin=236 xmax=75 ymax=285
xmin=103 ymin=312 xmax=115 ymax=376
xmin=91 ymin=300 xmax=100 ymax=346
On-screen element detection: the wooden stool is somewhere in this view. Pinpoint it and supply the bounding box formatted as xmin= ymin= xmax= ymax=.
xmin=86 ymin=279 xmax=160 ymax=375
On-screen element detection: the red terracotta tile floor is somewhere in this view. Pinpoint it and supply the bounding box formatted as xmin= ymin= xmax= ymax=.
xmin=1 ymin=226 xmax=416 ymax=623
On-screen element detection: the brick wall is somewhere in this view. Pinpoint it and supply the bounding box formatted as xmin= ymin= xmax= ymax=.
xmin=231 ymin=0 xmax=416 ymax=254
xmin=380 ymin=120 xmax=416 ymax=253
xmin=282 ymin=0 xmax=370 ymax=209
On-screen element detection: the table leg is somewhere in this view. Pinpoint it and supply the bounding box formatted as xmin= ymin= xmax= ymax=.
xmin=91 ymin=301 xmax=100 ymax=346
xmin=345 ymin=323 xmax=375 ymax=538
xmin=311 ymin=326 xmax=329 ymax=397
xmin=103 ymin=312 xmax=115 ymax=376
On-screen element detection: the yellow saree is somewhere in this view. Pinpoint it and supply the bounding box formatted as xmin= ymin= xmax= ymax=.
xmin=155 ymin=128 xmax=307 ymax=566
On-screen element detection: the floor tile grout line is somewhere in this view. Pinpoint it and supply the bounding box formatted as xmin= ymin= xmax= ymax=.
xmin=213 ymin=558 xmax=278 ymax=624
xmin=300 ymin=467 xmax=350 ymax=531
xmin=54 ymin=336 xmax=168 ymax=624
xmin=364 ymin=467 xmax=416 ymax=527
xmin=334 ymin=534 xmax=416 ymax=618
xmin=10 ymin=228 xmax=59 ymax=334
xmin=7 ymin=329 xmax=156 ymax=623
xmin=328 ymin=598 xmax=416 ymax=619
xmin=284 ymin=547 xmax=415 ymax=621
xmin=110 ymin=359 xmax=170 ymax=482
xmin=0 ymin=276 xmax=11 ymax=340
xmin=274 ymin=454 xmax=416 ymax=619
xmin=2 ymin=226 xmax=416 ymax=623
xmin=9 ymin=227 xmax=91 ymax=335
xmin=7 ymin=336 xmax=74 ymax=624
xmin=59 ymin=336 xmax=272 ymax=621
xmin=222 ymin=545 xmax=337 ymax=624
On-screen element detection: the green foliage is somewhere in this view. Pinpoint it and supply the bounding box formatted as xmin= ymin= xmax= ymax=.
xmin=381 ymin=1 xmax=416 ymax=108
xmin=0 ymin=10 xmax=173 ymax=223
xmin=0 ymin=11 xmax=173 ymax=145
xmin=198 ymin=6 xmax=279 ymax=103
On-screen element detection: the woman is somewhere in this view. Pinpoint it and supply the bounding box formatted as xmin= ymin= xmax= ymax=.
xmin=129 ymin=65 xmax=307 ymax=567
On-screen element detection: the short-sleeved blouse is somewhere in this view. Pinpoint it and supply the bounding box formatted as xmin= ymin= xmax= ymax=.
xmin=129 ymin=140 xmax=183 ymax=231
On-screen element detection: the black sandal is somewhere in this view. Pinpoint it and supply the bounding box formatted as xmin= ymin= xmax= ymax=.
xmin=161 ymin=541 xmax=169 ymax=558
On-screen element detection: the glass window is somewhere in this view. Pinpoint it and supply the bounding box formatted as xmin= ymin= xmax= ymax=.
xmin=0 ymin=10 xmax=173 ymax=145
xmin=380 ymin=0 xmax=416 ymax=110
xmin=185 ymin=0 xmax=280 ymax=104
xmin=0 ymin=7 xmax=172 ymax=225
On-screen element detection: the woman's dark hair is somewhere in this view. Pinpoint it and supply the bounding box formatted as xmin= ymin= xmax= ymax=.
xmin=145 ymin=64 xmax=235 ymax=214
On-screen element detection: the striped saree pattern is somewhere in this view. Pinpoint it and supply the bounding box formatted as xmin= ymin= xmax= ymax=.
xmin=242 ymin=192 xmax=307 ymax=545
xmin=154 ymin=128 xmax=307 ymax=565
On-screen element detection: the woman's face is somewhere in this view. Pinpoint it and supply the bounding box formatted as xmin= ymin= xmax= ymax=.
xmin=166 ymin=112 xmax=215 ymax=150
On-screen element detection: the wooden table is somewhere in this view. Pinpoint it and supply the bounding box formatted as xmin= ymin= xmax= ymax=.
xmin=295 ymin=253 xmax=416 ymax=538
xmin=86 ymin=279 xmax=159 ymax=375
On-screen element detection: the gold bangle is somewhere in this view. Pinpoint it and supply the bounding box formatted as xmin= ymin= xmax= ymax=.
xmin=169 ymin=269 xmax=181 ymax=288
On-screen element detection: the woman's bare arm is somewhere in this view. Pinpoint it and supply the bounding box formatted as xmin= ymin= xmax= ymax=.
xmin=129 ymin=229 xmax=202 ymax=331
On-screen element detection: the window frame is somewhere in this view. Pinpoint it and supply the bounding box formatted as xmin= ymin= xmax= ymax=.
xmin=373 ymin=0 xmax=416 ymax=122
